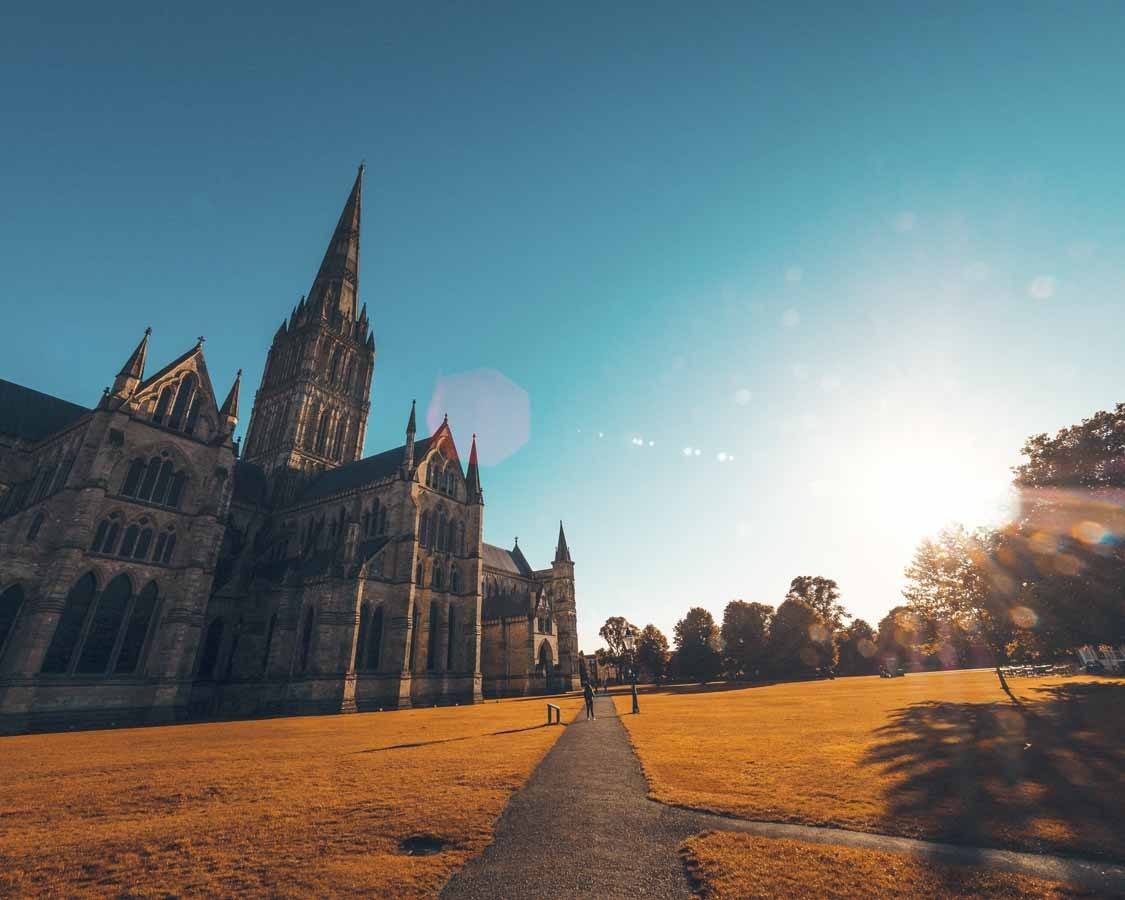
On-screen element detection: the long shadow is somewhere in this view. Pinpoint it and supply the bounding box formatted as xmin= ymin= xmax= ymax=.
xmin=637 ymin=680 xmax=782 ymax=698
xmin=357 ymin=724 xmax=548 ymax=754
xmin=860 ymin=681 xmax=1125 ymax=869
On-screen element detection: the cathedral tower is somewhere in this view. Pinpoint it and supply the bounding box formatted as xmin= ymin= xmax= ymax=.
xmin=243 ymin=165 xmax=376 ymax=498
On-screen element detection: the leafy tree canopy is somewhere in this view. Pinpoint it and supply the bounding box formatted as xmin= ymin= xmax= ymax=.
xmin=720 ymin=600 xmax=773 ymax=677
xmin=785 ymin=576 xmax=849 ymax=630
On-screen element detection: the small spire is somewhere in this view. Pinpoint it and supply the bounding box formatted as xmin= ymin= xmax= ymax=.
xmin=112 ymin=327 xmax=151 ymax=397
xmin=465 ymin=433 xmax=483 ymax=504
xmin=403 ymin=399 xmax=417 ymax=470
xmin=554 ymin=520 xmax=572 ymax=564
xmin=443 ymin=412 xmax=449 ymax=425
xmin=220 ymin=369 xmax=242 ymax=423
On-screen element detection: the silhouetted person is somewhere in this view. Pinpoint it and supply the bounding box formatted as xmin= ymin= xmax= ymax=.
xmin=583 ymin=682 xmax=595 ymax=720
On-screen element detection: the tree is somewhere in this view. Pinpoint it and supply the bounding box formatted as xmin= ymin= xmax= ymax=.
xmin=903 ymin=525 xmax=1027 ymax=699
xmin=720 ymin=600 xmax=773 ymax=678
xmin=634 ymin=624 xmax=670 ymax=679
xmin=672 ymin=607 xmax=722 ymax=682
xmin=768 ymin=597 xmax=837 ymax=676
xmin=835 ymin=618 xmax=878 ymax=676
xmin=785 ymin=576 xmax=849 ymax=630
xmin=599 ymin=616 xmax=638 ymax=659
xmin=1011 ymin=405 xmax=1125 ymax=647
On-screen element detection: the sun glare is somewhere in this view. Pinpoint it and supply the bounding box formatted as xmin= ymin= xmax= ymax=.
xmin=841 ymin=430 xmax=1016 ymax=544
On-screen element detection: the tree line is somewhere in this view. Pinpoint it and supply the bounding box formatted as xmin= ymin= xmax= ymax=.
xmin=594 ymin=576 xmax=884 ymax=684
xmin=591 ymin=402 xmax=1125 ymax=695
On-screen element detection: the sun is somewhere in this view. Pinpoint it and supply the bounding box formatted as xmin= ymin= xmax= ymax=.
xmin=841 ymin=428 xmax=1016 ymax=546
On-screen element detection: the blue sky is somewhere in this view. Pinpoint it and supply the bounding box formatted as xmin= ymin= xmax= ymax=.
xmin=4 ymin=3 xmax=1125 ymax=650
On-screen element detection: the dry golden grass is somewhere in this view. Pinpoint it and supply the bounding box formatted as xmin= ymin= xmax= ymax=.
xmin=681 ymin=831 xmax=1092 ymax=899
xmin=0 ymin=695 xmax=582 ymax=898
xmin=616 ymin=671 xmax=1125 ymax=859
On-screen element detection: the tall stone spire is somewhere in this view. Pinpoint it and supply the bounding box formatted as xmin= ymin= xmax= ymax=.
xmin=307 ymin=163 xmax=363 ymax=321
xmin=112 ymin=327 xmax=151 ymax=397
xmin=243 ymin=164 xmax=375 ymax=493
xmin=554 ymin=520 xmax=572 ymax=563
xmin=465 ymin=433 xmax=483 ymax=504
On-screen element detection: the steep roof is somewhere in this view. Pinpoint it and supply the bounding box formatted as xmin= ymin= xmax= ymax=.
xmin=0 ymin=379 xmax=90 ymax=442
xmin=482 ymin=590 xmax=531 ymax=621
xmin=296 ymin=436 xmax=434 ymax=504
xmin=482 ymin=542 xmax=533 ymax=576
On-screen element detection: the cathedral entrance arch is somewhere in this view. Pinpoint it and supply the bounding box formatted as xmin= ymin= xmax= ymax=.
xmin=536 ymin=641 xmax=554 ymax=693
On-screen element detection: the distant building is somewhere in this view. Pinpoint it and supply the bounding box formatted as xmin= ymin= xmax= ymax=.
xmin=0 ymin=167 xmax=580 ymax=733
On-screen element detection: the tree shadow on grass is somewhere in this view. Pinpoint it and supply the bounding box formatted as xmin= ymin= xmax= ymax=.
xmin=861 ymin=682 xmax=1125 ymax=863
xmin=642 ymin=680 xmax=781 ymax=697
xmin=356 ymin=724 xmax=548 ymax=754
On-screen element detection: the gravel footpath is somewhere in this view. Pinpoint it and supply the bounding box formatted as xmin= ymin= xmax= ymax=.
xmin=441 ymin=694 xmax=700 ymax=899
xmin=441 ymin=693 xmax=1125 ymax=898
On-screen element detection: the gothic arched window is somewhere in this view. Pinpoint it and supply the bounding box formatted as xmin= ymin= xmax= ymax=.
xmin=41 ymin=573 xmax=97 ymax=673
xmin=168 ymin=373 xmax=197 ymax=431
xmin=304 ymin=403 xmax=320 ymax=450
xmin=0 ymin=584 xmax=26 ymax=662
xmin=154 ymin=529 xmax=176 ymax=564
xmin=334 ymin=417 xmax=347 ymax=459
xmin=34 ymin=464 xmax=57 ymax=503
xmin=26 ymin=512 xmax=44 ymax=543
xmin=433 ymin=565 xmax=444 ymax=591
xmin=153 ymin=386 xmax=173 ymax=424
xmin=114 ymin=581 xmax=158 ymax=674
xmin=378 ymin=507 xmax=387 ymax=534
xmin=355 ymin=604 xmax=369 ymax=670
xmin=450 ymin=566 xmax=460 ymax=593
xmin=138 ymin=456 xmax=161 ymax=501
xmin=134 ymin=525 xmax=154 ymax=560
xmin=299 ymin=606 xmax=315 ymax=672
xmin=166 ymin=472 xmax=187 ymax=509
xmin=447 ymin=606 xmax=457 ymax=670
xmin=416 ymin=561 xmax=424 ymax=586
xmin=315 ymin=411 xmax=331 ymax=454
xmin=262 ymin=611 xmax=277 ymax=673
xmin=368 ymin=606 xmax=384 ymax=670
xmin=76 ymin=573 xmax=131 ymax=674
xmin=152 ymin=460 xmax=174 ymax=504
xmin=122 ymin=459 xmax=145 ymax=497
xmin=197 ymin=617 xmax=225 ymax=680
xmin=119 ymin=524 xmax=140 ymax=559
xmin=185 ymin=393 xmax=203 ymax=435
xmin=91 ymin=514 xmax=122 ymax=554
xmin=426 ymin=602 xmax=439 ymax=670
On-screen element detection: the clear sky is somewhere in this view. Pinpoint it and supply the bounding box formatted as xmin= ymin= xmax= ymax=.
xmin=4 ymin=3 xmax=1125 ymax=651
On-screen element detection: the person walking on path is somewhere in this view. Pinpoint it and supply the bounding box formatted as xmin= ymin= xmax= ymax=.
xmin=583 ymin=681 xmax=595 ymax=720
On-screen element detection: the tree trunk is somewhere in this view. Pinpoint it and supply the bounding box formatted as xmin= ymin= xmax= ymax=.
xmin=994 ymin=663 xmax=1017 ymax=703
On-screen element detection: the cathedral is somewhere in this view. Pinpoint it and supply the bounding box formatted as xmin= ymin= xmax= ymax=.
xmin=0 ymin=166 xmax=580 ymax=734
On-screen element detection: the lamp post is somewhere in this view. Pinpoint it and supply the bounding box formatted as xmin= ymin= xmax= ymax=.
xmin=624 ymin=625 xmax=640 ymax=714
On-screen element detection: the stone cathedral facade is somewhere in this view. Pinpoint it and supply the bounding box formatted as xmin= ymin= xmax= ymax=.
xmin=0 ymin=167 xmax=580 ymax=734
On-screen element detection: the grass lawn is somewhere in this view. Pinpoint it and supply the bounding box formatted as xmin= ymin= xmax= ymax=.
xmin=681 ymin=831 xmax=1091 ymax=899
xmin=0 ymin=695 xmax=582 ymax=898
xmin=615 ymin=671 xmax=1125 ymax=860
